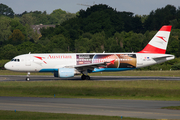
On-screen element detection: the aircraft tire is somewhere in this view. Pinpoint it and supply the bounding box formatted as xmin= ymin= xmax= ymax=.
xmin=86 ymin=75 xmax=90 ymax=80
xmin=81 ymin=75 xmax=86 ymax=80
xmin=26 ymin=77 xmax=30 ymax=81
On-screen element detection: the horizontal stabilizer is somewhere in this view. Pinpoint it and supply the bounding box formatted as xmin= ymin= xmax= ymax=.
xmin=151 ymin=54 xmax=175 ymax=63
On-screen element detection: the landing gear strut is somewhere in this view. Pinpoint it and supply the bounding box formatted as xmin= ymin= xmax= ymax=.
xmin=26 ymin=72 xmax=30 ymax=81
xmin=81 ymin=74 xmax=90 ymax=80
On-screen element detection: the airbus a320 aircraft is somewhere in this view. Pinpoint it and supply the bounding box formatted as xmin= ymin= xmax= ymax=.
xmin=5 ymin=25 xmax=175 ymax=81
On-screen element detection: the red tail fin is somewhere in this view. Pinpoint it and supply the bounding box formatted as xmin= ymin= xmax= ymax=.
xmin=138 ymin=25 xmax=172 ymax=54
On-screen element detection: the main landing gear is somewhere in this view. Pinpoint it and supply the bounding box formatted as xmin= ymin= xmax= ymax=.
xmin=81 ymin=74 xmax=90 ymax=80
xmin=26 ymin=72 xmax=30 ymax=81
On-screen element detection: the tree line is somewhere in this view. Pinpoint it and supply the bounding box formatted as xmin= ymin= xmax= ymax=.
xmin=0 ymin=3 xmax=180 ymax=70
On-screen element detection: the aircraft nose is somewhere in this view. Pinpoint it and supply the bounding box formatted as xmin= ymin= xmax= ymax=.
xmin=4 ymin=62 xmax=12 ymax=70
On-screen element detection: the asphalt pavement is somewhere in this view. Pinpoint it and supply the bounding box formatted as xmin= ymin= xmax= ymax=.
xmin=1 ymin=75 xmax=180 ymax=81
xmin=0 ymin=97 xmax=180 ymax=119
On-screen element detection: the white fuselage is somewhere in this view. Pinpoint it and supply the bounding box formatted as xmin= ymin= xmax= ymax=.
xmin=4 ymin=53 xmax=175 ymax=73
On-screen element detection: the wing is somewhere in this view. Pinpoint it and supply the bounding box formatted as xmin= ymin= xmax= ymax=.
xmin=74 ymin=62 xmax=108 ymax=71
xmin=74 ymin=60 xmax=115 ymax=72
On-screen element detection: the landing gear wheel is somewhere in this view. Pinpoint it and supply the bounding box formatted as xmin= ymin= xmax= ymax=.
xmin=26 ymin=77 xmax=30 ymax=81
xmin=81 ymin=74 xmax=86 ymax=80
xmin=81 ymin=75 xmax=90 ymax=80
xmin=86 ymin=75 xmax=90 ymax=80
xmin=26 ymin=72 xmax=30 ymax=81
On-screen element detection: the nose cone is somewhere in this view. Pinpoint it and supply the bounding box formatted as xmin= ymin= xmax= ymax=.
xmin=4 ymin=62 xmax=12 ymax=70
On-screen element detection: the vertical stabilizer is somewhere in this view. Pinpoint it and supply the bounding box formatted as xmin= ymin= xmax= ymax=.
xmin=138 ymin=25 xmax=172 ymax=54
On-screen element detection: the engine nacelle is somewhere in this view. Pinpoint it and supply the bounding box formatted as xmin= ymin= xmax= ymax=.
xmin=54 ymin=68 xmax=75 ymax=78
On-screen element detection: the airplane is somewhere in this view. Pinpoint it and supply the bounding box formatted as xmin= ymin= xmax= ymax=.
xmin=4 ymin=25 xmax=175 ymax=81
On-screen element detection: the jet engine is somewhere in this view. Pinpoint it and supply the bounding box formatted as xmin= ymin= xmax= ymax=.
xmin=54 ymin=68 xmax=75 ymax=78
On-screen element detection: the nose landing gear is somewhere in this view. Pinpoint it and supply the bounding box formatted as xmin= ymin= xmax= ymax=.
xmin=26 ymin=72 xmax=30 ymax=81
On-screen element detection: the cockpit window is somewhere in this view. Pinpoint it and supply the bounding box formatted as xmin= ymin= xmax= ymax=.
xmin=11 ymin=59 xmax=20 ymax=62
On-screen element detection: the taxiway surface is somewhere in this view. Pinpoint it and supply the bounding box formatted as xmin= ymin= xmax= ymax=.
xmin=1 ymin=75 xmax=180 ymax=81
xmin=0 ymin=97 xmax=180 ymax=119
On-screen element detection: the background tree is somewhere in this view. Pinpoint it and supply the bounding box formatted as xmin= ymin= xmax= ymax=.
xmin=0 ymin=44 xmax=18 ymax=59
xmin=20 ymin=14 xmax=34 ymax=25
xmin=167 ymin=29 xmax=180 ymax=57
xmin=45 ymin=34 xmax=69 ymax=53
xmin=50 ymin=9 xmax=66 ymax=24
xmin=0 ymin=16 xmax=12 ymax=45
xmin=75 ymin=32 xmax=92 ymax=53
xmin=123 ymin=31 xmax=144 ymax=52
xmin=144 ymin=5 xmax=177 ymax=31
xmin=0 ymin=3 xmax=14 ymax=17
xmin=90 ymin=31 xmax=106 ymax=52
xmin=17 ymin=41 xmax=43 ymax=54
xmin=105 ymin=32 xmax=124 ymax=52
xmin=10 ymin=19 xmax=27 ymax=37
xmin=8 ymin=29 xmax=25 ymax=45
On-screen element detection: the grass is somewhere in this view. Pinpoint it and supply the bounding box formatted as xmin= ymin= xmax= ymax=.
xmin=0 ymin=110 xmax=154 ymax=120
xmin=162 ymin=106 xmax=180 ymax=110
xmin=0 ymin=80 xmax=180 ymax=101
xmin=1 ymin=70 xmax=180 ymax=77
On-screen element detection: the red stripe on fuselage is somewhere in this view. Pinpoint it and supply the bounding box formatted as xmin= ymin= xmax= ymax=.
xmin=138 ymin=44 xmax=166 ymax=54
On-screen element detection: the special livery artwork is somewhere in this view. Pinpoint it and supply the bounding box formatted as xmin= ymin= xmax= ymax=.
xmin=76 ymin=54 xmax=137 ymax=68
xmin=76 ymin=55 xmax=94 ymax=65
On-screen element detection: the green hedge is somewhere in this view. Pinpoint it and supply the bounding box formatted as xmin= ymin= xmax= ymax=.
xmin=172 ymin=63 xmax=180 ymax=70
